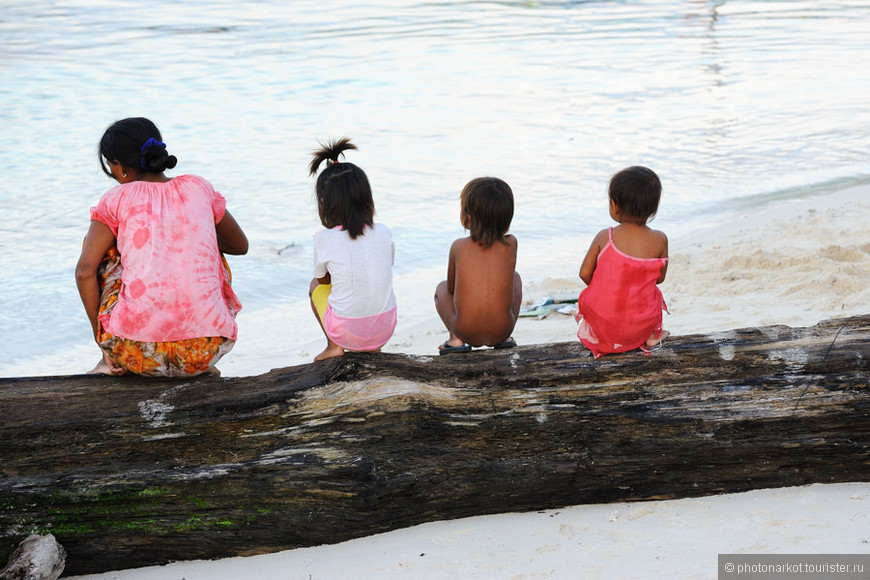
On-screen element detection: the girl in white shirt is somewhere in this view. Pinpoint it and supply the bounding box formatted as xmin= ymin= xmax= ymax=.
xmin=308 ymin=138 xmax=397 ymax=361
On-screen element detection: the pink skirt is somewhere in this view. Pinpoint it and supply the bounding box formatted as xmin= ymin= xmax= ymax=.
xmin=323 ymin=305 xmax=397 ymax=352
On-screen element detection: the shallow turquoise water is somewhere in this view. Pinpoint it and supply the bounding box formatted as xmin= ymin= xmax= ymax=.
xmin=1 ymin=0 xmax=868 ymax=374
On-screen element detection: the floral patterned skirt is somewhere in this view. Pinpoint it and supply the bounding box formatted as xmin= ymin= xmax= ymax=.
xmin=96 ymin=247 xmax=235 ymax=377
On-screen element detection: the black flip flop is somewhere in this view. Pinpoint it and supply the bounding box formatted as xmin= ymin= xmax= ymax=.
xmin=439 ymin=341 xmax=472 ymax=355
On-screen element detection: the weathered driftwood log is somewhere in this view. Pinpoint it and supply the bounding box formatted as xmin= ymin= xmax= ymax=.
xmin=1 ymin=316 xmax=868 ymax=575
xmin=0 ymin=534 xmax=66 ymax=580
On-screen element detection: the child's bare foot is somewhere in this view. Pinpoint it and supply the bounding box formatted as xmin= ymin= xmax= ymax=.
xmin=646 ymin=330 xmax=670 ymax=348
xmin=438 ymin=337 xmax=466 ymax=350
xmin=314 ymin=344 xmax=345 ymax=361
xmin=87 ymin=355 xmax=126 ymax=375
xmin=87 ymin=359 xmax=113 ymax=375
xmin=438 ymin=337 xmax=472 ymax=355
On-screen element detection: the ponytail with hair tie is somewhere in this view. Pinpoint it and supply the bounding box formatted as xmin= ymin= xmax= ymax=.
xmin=308 ymin=137 xmax=357 ymax=176
xmin=139 ymin=137 xmax=178 ymax=173
xmin=308 ymin=137 xmax=374 ymax=240
xmin=140 ymin=138 xmax=166 ymax=169
xmin=98 ymin=117 xmax=178 ymax=178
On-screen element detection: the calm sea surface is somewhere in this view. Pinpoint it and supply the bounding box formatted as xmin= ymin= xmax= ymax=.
xmin=1 ymin=0 xmax=869 ymax=375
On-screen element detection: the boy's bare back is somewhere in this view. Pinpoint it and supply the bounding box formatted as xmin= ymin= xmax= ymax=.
xmin=435 ymin=176 xmax=521 ymax=351
xmin=448 ymin=234 xmax=520 ymax=347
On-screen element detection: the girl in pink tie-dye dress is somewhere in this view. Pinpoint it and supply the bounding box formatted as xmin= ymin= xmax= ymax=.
xmin=75 ymin=117 xmax=249 ymax=376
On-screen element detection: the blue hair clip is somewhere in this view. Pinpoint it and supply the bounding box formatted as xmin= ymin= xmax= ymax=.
xmin=140 ymin=138 xmax=167 ymax=169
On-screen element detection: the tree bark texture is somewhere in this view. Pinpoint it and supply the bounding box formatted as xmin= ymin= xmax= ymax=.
xmin=1 ymin=315 xmax=868 ymax=575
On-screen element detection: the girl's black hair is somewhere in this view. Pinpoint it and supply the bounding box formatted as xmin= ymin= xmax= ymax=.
xmin=309 ymin=138 xmax=374 ymax=240
xmin=98 ymin=117 xmax=178 ymax=178
xmin=460 ymin=177 xmax=514 ymax=248
xmin=608 ymin=166 xmax=661 ymax=223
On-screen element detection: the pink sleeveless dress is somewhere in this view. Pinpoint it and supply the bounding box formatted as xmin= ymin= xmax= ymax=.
xmin=576 ymin=228 xmax=668 ymax=358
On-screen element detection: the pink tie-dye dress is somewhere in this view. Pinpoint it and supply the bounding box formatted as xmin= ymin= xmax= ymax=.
xmin=90 ymin=175 xmax=241 ymax=343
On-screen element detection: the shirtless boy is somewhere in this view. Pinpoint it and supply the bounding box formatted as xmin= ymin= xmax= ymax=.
xmin=434 ymin=177 xmax=522 ymax=354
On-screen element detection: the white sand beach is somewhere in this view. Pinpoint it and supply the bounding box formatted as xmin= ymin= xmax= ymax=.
xmin=62 ymin=184 xmax=870 ymax=579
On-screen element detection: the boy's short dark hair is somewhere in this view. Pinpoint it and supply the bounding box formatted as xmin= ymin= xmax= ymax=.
xmin=608 ymin=166 xmax=661 ymax=223
xmin=460 ymin=177 xmax=514 ymax=248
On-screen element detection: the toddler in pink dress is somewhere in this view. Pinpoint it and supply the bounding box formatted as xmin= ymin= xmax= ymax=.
xmin=576 ymin=166 xmax=669 ymax=358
